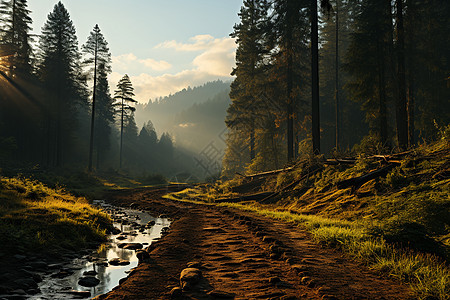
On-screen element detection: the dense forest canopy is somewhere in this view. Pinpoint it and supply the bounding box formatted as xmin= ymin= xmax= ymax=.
xmin=0 ymin=0 xmax=448 ymax=181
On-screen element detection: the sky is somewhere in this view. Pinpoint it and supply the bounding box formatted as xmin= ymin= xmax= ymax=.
xmin=29 ymin=0 xmax=242 ymax=103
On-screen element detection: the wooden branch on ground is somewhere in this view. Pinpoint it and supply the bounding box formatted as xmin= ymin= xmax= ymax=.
xmin=324 ymin=159 xmax=356 ymax=165
xmin=260 ymin=166 xmax=323 ymax=204
xmin=336 ymin=164 xmax=396 ymax=190
xmin=244 ymin=166 xmax=295 ymax=179
xmin=215 ymin=192 xmax=274 ymax=203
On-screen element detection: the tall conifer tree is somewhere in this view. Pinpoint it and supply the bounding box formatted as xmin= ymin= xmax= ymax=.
xmin=94 ymin=63 xmax=114 ymax=169
xmin=82 ymin=24 xmax=111 ymax=171
xmin=36 ymin=1 xmax=86 ymax=166
xmin=395 ymin=0 xmax=408 ymax=149
xmin=271 ymin=0 xmax=311 ymax=159
xmin=344 ymin=0 xmax=393 ymax=146
xmin=228 ymin=0 xmax=270 ymax=161
xmin=113 ymin=74 xmax=136 ymax=169
xmin=0 ymin=0 xmax=32 ymax=75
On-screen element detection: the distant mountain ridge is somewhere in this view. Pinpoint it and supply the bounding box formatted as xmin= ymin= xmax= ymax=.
xmin=136 ymin=80 xmax=231 ymax=126
xmin=135 ymin=80 xmax=231 ymax=155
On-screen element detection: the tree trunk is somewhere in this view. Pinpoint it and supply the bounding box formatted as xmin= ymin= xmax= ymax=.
xmin=311 ymin=0 xmax=320 ymax=154
xmin=250 ymin=121 xmax=255 ymax=160
xmin=287 ymin=1 xmax=294 ymax=161
xmin=88 ymin=33 xmax=98 ymax=172
xmin=395 ymin=0 xmax=408 ymax=149
xmin=287 ymin=51 xmax=294 ymax=161
xmin=407 ymin=69 xmax=415 ymax=147
xmin=120 ymin=98 xmax=124 ymax=169
xmin=377 ymin=41 xmax=388 ymax=145
xmin=335 ymin=0 xmax=340 ymax=151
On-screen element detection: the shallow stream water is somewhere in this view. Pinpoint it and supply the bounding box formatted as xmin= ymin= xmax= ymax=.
xmin=29 ymin=200 xmax=170 ymax=299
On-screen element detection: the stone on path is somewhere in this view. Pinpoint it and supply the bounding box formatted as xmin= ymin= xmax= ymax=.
xmin=179 ymin=268 xmax=202 ymax=290
xmin=170 ymin=287 xmax=183 ymax=299
xmin=136 ymin=250 xmax=150 ymax=262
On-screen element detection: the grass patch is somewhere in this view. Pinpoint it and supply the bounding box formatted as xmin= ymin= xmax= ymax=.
xmin=0 ymin=176 xmax=113 ymax=255
xmin=218 ymin=202 xmax=449 ymax=299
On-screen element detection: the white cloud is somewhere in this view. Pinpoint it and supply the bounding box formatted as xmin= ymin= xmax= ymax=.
xmin=178 ymin=123 xmax=196 ymax=128
xmin=111 ymin=53 xmax=172 ymax=73
xmin=192 ymin=38 xmax=236 ymax=77
xmin=155 ymin=34 xmax=227 ymax=52
xmin=110 ymin=35 xmax=236 ymax=103
xmin=139 ymin=58 xmax=172 ymax=71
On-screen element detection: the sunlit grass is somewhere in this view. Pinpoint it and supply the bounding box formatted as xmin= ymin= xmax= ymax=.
xmin=0 ymin=176 xmax=113 ymax=254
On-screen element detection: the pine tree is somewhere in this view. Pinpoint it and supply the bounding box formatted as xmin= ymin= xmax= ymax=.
xmin=0 ymin=0 xmax=43 ymax=163
xmin=113 ymin=74 xmax=137 ymax=168
xmin=404 ymin=0 xmax=450 ymax=140
xmin=0 ymin=0 xmax=32 ymax=76
xmin=122 ymin=111 xmax=138 ymax=168
xmin=228 ymin=0 xmax=270 ymax=162
xmin=139 ymin=121 xmax=158 ymax=150
xmin=319 ymin=0 xmax=367 ymax=152
xmin=82 ymin=24 xmax=111 ymax=171
xmin=36 ymin=1 xmax=86 ymax=167
xmin=344 ymin=0 xmax=393 ymax=146
xmin=158 ymin=132 xmax=174 ymax=161
xmin=270 ymin=0 xmax=311 ymax=159
xmin=395 ymin=0 xmax=408 ymax=149
xmin=310 ymin=0 xmax=332 ymax=154
xmin=311 ymin=0 xmax=320 ymax=154
xmin=94 ymin=63 xmax=114 ymax=169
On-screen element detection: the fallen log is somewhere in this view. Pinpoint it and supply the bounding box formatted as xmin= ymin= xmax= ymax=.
xmin=244 ymin=166 xmax=295 ymax=179
xmin=336 ymin=164 xmax=396 ymax=190
xmin=260 ymin=166 xmax=323 ymax=203
xmin=215 ymin=192 xmax=273 ymax=203
xmin=324 ymin=159 xmax=356 ymax=165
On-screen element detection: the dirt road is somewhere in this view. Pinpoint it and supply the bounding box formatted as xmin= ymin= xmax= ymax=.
xmin=94 ymin=187 xmax=413 ymax=300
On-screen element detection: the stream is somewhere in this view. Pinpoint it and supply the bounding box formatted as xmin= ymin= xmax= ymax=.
xmin=29 ymin=200 xmax=170 ymax=300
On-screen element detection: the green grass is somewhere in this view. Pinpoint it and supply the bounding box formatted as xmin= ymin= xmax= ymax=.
xmin=218 ymin=202 xmax=449 ymax=299
xmin=0 ymin=176 xmax=113 ymax=255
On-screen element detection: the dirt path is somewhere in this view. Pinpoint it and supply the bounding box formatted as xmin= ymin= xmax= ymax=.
xmin=94 ymin=187 xmax=413 ymax=300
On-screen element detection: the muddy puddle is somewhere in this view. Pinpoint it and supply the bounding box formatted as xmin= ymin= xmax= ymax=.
xmin=29 ymin=200 xmax=170 ymax=299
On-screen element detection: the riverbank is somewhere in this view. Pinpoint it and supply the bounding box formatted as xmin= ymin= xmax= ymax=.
xmin=0 ymin=176 xmax=113 ymax=296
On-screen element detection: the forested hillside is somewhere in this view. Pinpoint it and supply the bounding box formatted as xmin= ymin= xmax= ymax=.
xmin=135 ymin=80 xmax=231 ymax=152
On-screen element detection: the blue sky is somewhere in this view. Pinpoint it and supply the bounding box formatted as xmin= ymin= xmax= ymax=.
xmin=29 ymin=0 xmax=242 ymax=102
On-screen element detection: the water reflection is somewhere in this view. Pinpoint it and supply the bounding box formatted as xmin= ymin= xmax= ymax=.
xmin=30 ymin=201 xmax=170 ymax=299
